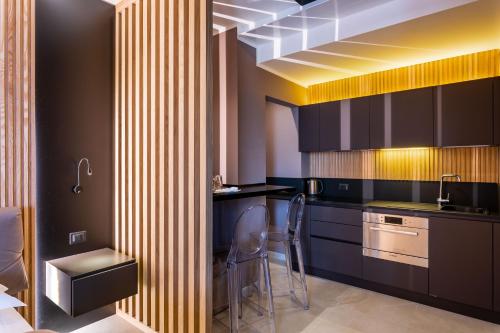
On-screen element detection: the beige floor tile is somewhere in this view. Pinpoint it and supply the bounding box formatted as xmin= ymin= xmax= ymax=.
xmin=214 ymin=262 xmax=500 ymax=333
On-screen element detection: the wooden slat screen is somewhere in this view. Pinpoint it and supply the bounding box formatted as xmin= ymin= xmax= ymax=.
xmin=0 ymin=0 xmax=35 ymax=324
xmin=114 ymin=0 xmax=212 ymax=332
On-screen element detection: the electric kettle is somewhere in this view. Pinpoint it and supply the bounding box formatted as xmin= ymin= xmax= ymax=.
xmin=307 ymin=179 xmax=323 ymax=196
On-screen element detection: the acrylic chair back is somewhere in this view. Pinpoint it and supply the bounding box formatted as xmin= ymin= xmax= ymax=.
xmin=227 ymin=204 xmax=270 ymax=264
xmin=286 ymin=193 xmax=306 ymax=242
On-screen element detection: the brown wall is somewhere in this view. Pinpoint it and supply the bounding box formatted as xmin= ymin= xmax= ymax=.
xmin=115 ymin=1 xmax=211 ymax=332
xmin=0 ymin=0 xmax=36 ymax=324
xmin=213 ymin=29 xmax=306 ymax=185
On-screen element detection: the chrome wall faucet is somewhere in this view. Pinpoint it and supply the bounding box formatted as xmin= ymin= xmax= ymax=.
xmin=437 ymin=173 xmax=461 ymax=208
xmin=73 ymin=158 xmax=93 ymax=194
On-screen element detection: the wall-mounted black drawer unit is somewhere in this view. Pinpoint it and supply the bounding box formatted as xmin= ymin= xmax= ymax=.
xmin=310 ymin=206 xmax=362 ymax=227
xmin=429 ymin=217 xmax=492 ymax=310
xmin=310 ymin=237 xmax=362 ymax=278
xmin=363 ymin=256 xmax=428 ymax=294
xmin=310 ymin=220 xmax=362 ymax=244
xmin=494 ymin=224 xmax=500 ymax=312
xmin=45 ymin=248 xmax=138 ymax=317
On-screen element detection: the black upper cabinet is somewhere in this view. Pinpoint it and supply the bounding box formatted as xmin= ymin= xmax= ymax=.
xmin=495 ymin=224 xmax=500 ymax=312
xmin=350 ymin=97 xmax=370 ymax=150
xmin=319 ymin=101 xmax=341 ymax=151
xmin=429 ymin=217 xmax=493 ymax=310
xmin=369 ymin=94 xmax=386 ymax=149
xmin=391 ymin=87 xmax=434 ymax=148
xmin=494 ymin=78 xmax=500 ymax=145
xmin=299 ymin=104 xmax=320 ymax=152
xmin=438 ymin=78 xmax=494 ymax=147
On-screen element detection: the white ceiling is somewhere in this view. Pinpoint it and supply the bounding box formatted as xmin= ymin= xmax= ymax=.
xmin=213 ymin=0 xmax=500 ymax=87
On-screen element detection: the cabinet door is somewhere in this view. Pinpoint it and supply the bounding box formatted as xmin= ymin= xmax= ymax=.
xmin=391 ymin=87 xmax=434 ymax=147
xmin=494 ymin=78 xmax=500 ymax=145
xmin=495 ymin=224 xmax=500 ymax=312
xmin=438 ymin=78 xmax=494 ymax=147
xmin=319 ymin=101 xmax=341 ymax=151
xmin=370 ymin=94 xmax=386 ymax=149
xmin=299 ymin=104 xmax=320 ymax=152
xmin=350 ymin=97 xmax=370 ymax=150
xmin=429 ymin=217 xmax=493 ymax=309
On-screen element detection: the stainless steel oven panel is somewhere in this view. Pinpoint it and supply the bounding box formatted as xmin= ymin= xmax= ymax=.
xmin=363 ymin=222 xmax=428 ymax=258
xmin=363 ymin=248 xmax=428 ymax=268
xmin=363 ymin=212 xmax=429 ymax=229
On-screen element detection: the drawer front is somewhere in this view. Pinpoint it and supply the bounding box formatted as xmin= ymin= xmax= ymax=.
xmin=72 ymin=262 xmax=138 ymax=316
xmin=310 ymin=237 xmax=362 ymax=278
xmin=310 ymin=220 xmax=362 ymax=244
xmin=363 ymin=256 xmax=428 ymax=294
xmin=310 ymin=206 xmax=362 ymax=226
xmin=363 ymin=222 xmax=428 ymax=258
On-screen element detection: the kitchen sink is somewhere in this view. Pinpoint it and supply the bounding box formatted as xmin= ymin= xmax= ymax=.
xmin=439 ymin=205 xmax=489 ymax=215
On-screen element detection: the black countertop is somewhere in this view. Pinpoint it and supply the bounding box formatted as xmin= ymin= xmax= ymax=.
xmin=268 ymin=193 xmax=500 ymax=223
xmin=213 ymin=185 xmax=295 ymax=201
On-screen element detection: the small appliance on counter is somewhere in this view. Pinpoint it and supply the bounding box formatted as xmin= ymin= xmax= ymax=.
xmin=306 ymin=178 xmax=323 ymax=197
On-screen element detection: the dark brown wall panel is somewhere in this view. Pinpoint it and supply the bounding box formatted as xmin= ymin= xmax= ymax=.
xmin=350 ymin=97 xmax=370 ymax=150
xmin=36 ymin=0 xmax=115 ymax=330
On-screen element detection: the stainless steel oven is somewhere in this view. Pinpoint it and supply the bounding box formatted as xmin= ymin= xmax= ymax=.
xmin=363 ymin=212 xmax=429 ymax=268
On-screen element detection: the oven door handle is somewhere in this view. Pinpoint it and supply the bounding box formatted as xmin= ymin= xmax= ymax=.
xmin=369 ymin=227 xmax=419 ymax=236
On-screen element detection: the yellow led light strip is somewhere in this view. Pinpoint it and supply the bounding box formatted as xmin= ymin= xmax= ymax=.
xmin=306 ymin=49 xmax=500 ymax=104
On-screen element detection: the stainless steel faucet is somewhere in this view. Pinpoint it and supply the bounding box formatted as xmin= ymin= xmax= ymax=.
xmin=437 ymin=173 xmax=461 ymax=208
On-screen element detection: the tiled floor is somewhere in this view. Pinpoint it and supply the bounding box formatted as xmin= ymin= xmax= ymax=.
xmin=213 ymin=262 xmax=500 ymax=333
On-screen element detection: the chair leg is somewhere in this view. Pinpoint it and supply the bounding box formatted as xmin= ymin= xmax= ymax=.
xmin=227 ymin=264 xmax=239 ymax=332
xmin=262 ymin=256 xmax=276 ymax=332
xmin=257 ymin=258 xmax=263 ymax=316
xmin=238 ymin=266 xmax=243 ymax=319
xmin=283 ymin=240 xmax=296 ymax=298
xmin=295 ymin=241 xmax=310 ymax=310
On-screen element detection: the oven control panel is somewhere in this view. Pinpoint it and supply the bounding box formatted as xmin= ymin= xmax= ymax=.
xmin=363 ymin=212 xmax=428 ymax=229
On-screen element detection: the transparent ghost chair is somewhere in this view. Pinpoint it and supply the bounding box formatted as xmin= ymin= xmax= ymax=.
xmin=268 ymin=193 xmax=309 ymax=310
xmin=227 ymin=205 xmax=275 ymax=332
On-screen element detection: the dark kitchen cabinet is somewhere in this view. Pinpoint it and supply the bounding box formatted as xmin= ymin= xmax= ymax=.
xmin=310 ymin=237 xmax=363 ymax=278
xmin=369 ymin=94 xmax=386 ymax=149
xmin=494 ymin=78 xmax=500 ymax=145
xmin=363 ymin=256 xmax=428 ymax=294
xmin=429 ymin=217 xmax=493 ymax=310
xmin=319 ymin=101 xmax=341 ymax=151
xmin=495 ymin=224 xmax=500 ymax=312
xmin=437 ymin=78 xmax=494 ymax=147
xmin=299 ymin=104 xmax=320 ymax=152
xmin=391 ymin=87 xmax=434 ymax=147
xmin=350 ymin=97 xmax=370 ymax=150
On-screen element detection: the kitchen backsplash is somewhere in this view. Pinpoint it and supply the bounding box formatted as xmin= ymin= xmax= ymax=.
xmin=267 ymin=177 xmax=499 ymax=212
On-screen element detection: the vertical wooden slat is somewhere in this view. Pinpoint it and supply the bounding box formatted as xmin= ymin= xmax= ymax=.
xmin=0 ymin=0 xmax=35 ymax=324
xmin=115 ymin=0 xmax=210 ymax=332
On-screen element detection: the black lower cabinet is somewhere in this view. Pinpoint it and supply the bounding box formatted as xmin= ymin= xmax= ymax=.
xmin=495 ymin=224 xmax=500 ymax=312
xmin=363 ymin=256 xmax=428 ymax=294
xmin=429 ymin=217 xmax=493 ymax=310
xmin=310 ymin=237 xmax=362 ymax=278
